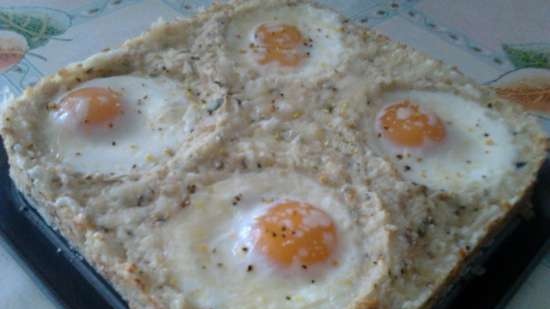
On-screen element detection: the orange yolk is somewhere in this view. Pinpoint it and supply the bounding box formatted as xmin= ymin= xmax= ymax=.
xmin=254 ymin=23 xmax=306 ymax=67
xmin=59 ymin=87 xmax=122 ymax=126
xmin=253 ymin=201 xmax=337 ymax=268
xmin=378 ymin=100 xmax=446 ymax=148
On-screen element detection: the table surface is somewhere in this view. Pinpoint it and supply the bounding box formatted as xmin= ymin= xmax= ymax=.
xmin=0 ymin=1 xmax=549 ymax=308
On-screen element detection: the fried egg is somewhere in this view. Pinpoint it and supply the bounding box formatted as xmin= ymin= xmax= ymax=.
xmin=225 ymin=3 xmax=345 ymax=77
xmin=373 ymin=90 xmax=518 ymax=192
xmin=160 ymin=170 xmax=385 ymax=309
xmin=45 ymin=75 xmax=195 ymax=174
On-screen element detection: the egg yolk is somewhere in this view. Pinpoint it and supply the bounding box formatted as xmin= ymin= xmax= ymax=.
xmin=378 ymin=100 xmax=446 ymax=148
xmin=253 ymin=200 xmax=337 ymax=268
xmin=254 ymin=23 xmax=306 ymax=67
xmin=59 ymin=87 xmax=122 ymax=127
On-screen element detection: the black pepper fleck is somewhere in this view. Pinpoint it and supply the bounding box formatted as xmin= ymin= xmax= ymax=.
xmin=187 ymin=184 xmax=197 ymax=194
xmin=232 ymin=194 xmax=242 ymax=206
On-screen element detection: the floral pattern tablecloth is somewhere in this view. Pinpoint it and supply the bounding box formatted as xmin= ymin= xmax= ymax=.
xmin=0 ymin=1 xmax=548 ymax=308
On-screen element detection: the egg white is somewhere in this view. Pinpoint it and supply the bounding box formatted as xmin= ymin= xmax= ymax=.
xmin=225 ymin=3 xmax=345 ymax=78
xmin=45 ymin=75 xmax=197 ymax=174
xmin=159 ymin=170 xmax=381 ymax=309
xmin=373 ymin=90 xmax=518 ymax=192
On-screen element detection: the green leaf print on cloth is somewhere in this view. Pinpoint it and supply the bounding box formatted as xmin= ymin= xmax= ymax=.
xmin=0 ymin=7 xmax=71 ymax=50
xmin=503 ymin=43 xmax=550 ymax=69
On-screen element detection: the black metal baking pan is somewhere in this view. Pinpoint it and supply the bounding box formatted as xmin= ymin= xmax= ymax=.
xmin=0 ymin=137 xmax=548 ymax=309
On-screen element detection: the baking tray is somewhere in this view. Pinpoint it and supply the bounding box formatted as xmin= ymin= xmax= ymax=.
xmin=0 ymin=137 xmax=548 ymax=309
